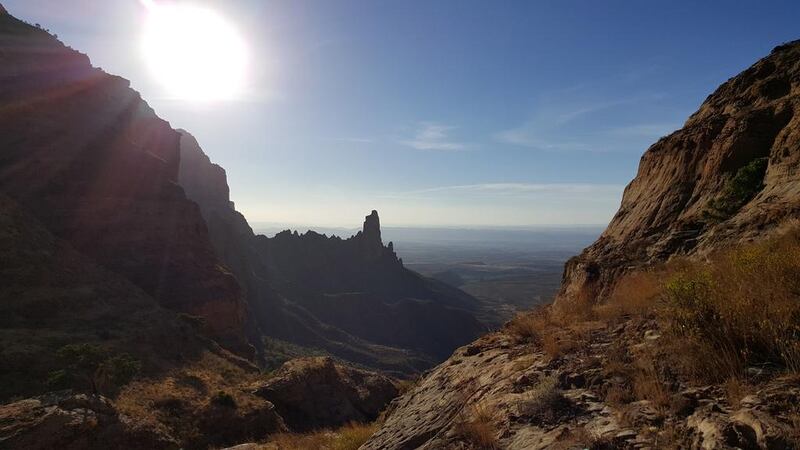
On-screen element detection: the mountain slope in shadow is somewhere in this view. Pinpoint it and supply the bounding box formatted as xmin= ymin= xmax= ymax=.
xmin=178 ymin=131 xmax=486 ymax=374
xmin=0 ymin=8 xmax=249 ymax=354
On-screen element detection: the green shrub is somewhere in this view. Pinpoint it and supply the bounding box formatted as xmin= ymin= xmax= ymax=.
xmin=210 ymin=390 xmax=237 ymax=409
xmin=660 ymin=228 xmax=800 ymax=380
xmin=100 ymin=354 xmax=141 ymax=388
xmin=704 ymin=157 xmax=768 ymax=222
xmin=53 ymin=343 xmax=140 ymax=395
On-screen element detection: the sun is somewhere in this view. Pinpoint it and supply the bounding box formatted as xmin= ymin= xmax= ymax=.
xmin=141 ymin=2 xmax=248 ymax=101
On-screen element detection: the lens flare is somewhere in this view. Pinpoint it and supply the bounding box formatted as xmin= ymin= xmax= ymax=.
xmin=141 ymin=2 xmax=248 ymax=101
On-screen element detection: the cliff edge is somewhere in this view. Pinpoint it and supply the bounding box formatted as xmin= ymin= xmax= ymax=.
xmin=557 ymin=40 xmax=800 ymax=305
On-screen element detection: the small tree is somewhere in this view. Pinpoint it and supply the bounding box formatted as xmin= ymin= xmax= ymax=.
xmin=52 ymin=344 xmax=140 ymax=395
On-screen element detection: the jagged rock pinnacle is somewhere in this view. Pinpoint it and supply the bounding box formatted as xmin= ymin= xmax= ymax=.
xmin=363 ymin=210 xmax=382 ymax=245
xmin=360 ymin=210 xmax=384 ymax=260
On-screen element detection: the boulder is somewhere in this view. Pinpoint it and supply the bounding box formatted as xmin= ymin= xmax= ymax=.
xmin=254 ymin=357 xmax=398 ymax=431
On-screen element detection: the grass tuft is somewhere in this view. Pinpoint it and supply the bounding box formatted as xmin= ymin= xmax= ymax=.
xmin=455 ymin=404 xmax=500 ymax=450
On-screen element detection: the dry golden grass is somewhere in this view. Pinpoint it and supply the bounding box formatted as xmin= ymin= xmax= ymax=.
xmin=505 ymin=309 xmax=549 ymax=343
xmin=603 ymin=383 xmax=634 ymax=407
xmin=631 ymin=359 xmax=672 ymax=411
xmin=550 ymin=290 xmax=596 ymax=325
xmin=722 ymin=377 xmax=752 ymax=406
xmin=541 ymin=332 xmax=581 ymax=359
xmin=517 ymin=375 xmax=567 ymax=422
xmin=548 ymin=426 xmax=613 ymax=450
xmin=505 ymin=307 xmax=589 ymax=359
xmin=594 ymin=271 xmax=663 ymax=322
xmin=264 ymin=422 xmax=377 ymax=450
xmin=504 ymin=224 xmax=800 ymax=431
xmin=659 ymin=228 xmax=800 ymax=381
xmin=455 ymin=404 xmax=500 ymax=450
xmin=116 ymin=350 xmax=269 ymax=445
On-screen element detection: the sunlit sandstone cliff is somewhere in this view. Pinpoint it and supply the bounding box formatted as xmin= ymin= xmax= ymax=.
xmin=557 ymin=40 xmax=800 ymax=305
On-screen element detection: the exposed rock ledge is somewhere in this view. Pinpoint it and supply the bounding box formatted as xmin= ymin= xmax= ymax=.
xmin=363 ymin=320 xmax=800 ymax=449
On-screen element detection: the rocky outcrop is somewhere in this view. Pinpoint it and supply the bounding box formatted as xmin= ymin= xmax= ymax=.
xmin=363 ymin=319 xmax=800 ymax=450
xmin=0 ymin=11 xmax=248 ymax=351
xmin=254 ymin=357 xmax=398 ymax=432
xmin=0 ymin=392 xmax=177 ymax=450
xmin=360 ymin=210 xmax=384 ymax=260
xmin=176 ymin=136 xmax=485 ymax=374
xmin=557 ymin=40 xmax=800 ymax=304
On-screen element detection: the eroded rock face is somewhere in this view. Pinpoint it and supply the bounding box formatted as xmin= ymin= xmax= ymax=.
xmin=557 ymin=40 xmax=800 ymax=304
xmin=0 ymin=12 xmax=247 ymax=351
xmin=0 ymin=392 xmax=178 ymax=450
xmin=254 ymin=357 xmax=398 ymax=432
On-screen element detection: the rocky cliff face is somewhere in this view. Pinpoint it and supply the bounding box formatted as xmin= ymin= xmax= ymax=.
xmin=176 ymin=137 xmax=485 ymax=374
xmin=558 ymin=40 xmax=800 ymax=304
xmin=365 ymin=42 xmax=800 ymax=450
xmin=178 ymin=131 xmax=237 ymax=218
xmin=0 ymin=11 xmax=247 ymax=350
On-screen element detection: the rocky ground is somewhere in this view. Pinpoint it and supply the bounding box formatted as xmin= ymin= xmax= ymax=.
xmin=0 ymin=392 xmax=178 ymax=449
xmin=0 ymin=357 xmax=400 ymax=449
xmin=363 ymin=317 xmax=800 ymax=449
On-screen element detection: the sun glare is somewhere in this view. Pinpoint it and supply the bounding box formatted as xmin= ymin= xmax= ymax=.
xmin=141 ymin=2 xmax=248 ymax=101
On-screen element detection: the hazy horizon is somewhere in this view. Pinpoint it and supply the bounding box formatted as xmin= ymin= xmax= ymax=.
xmin=4 ymin=0 xmax=799 ymax=227
xmin=252 ymin=220 xmax=608 ymax=233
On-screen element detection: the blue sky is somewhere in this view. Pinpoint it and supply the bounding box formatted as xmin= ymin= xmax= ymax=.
xmin=5 ymin=1 xmax=799 ymax=227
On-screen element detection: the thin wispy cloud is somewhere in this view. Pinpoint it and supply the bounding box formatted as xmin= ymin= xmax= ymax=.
xmin=495 ymin=91 xmax=671 ymax=152
xmin=326 ymin=137 xmax=374 ymax=143
xmin=401 ymin=122 xmax=466 ymax=151
xmin=605 ymin=122 xmax=680 ymax=138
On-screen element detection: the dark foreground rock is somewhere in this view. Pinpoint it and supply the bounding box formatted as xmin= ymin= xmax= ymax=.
xmin=254 ymin=357 xmax=399 ymax=432
xmin=0 ymin=392 xmax=177 ymax=450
